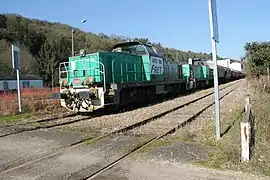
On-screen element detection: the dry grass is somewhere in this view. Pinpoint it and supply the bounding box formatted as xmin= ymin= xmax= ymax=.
xmin=0 ymin=87 xmax=61 ymax=117
xmin=247 ymin=75 xmax=270 ymax=93
xmin=248 ymin=91 xmax=270 ymax=176
xmin=179 ymin=78 xmax=270 ymax=177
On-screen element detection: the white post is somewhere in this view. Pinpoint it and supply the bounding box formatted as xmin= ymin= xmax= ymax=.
xmin=12 ymin=42 xmax=22 ymax=113
xmin=241 ymin=120 xmax=251 ymax=162
xmin=241 ymin=98 xmax=252 ymax=162
xmin=209 ymin=0 xmax=220 ymax=140
xmin=16 ymin=69 xmax=22 ymax=112
xmin=245 ymin=96 xmax=250 ymax=112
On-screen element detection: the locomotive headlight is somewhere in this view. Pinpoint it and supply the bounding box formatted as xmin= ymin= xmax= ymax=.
xmin=84 ymin=76 xmax=95 ymax=85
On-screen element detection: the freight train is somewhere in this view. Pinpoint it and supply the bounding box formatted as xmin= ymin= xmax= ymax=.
xmin=59 ymin=41 xmax=244 ymax=112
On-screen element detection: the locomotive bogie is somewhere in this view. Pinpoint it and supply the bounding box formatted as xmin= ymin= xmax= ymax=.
xmin=60 ymin=87 xmax=105 ymax=112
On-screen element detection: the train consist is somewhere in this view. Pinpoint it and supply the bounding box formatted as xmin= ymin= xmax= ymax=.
xmin=59 ymin=41 xmax=244 ymax=112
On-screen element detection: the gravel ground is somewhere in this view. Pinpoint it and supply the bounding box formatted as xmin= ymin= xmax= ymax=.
xmin=170 ymin=78 xmax=249 ymax=141
xmin=0 ymin=79 xmax=257 ymax=180
xmin=0 ymin=134 xmax=147 ymax=180
xmin=0 ymin=128 xmax=82 ymax=173
xmin=84 ymin=79 xmax=267 ymax=180
xmin=90 ymin=158 xmax=267 ymax=180
xmin=58 ymin=80 xmax=241 ymax=137
xmin=125 ymin=83 xmax=238 ymax=137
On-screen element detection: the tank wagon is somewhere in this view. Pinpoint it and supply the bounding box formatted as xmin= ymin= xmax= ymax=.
xmin=59 ymin=41 xmax=243 ymax=112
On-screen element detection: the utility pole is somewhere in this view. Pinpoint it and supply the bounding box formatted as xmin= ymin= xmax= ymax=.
xmin=72 ymin=27 xmax=74 ymax=56
xmin=71 ymin=18 xmax=87 ymax=57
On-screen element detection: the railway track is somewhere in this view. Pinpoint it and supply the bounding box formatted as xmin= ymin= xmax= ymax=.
xmin=80 ymin=83 xmax=239 ymax=180
xmin=0 ymin=81 xmax=239 ymax=177
xmin=0 ymin=80 xmax=237 ymax=139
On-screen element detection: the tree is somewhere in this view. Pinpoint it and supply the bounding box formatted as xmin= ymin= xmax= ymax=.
xmin=35 ymin=36 xmax=60 ymax=86
xmin=244 ymin=41 xmax=270 ymax=77
xmin=0 ymin=13 xmax=217 ymax=85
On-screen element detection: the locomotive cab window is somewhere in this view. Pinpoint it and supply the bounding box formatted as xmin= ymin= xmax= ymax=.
xmin=144 ymin=45 xmax=158 ymax=56
xmin=134 ymin=45 xmax=147 ymax=55
xmin=112 ymin=43 xmax=148 ymax=55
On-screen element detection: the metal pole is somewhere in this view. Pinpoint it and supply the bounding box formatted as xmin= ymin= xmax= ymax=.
xmin=209 ymin=0 xmax=220 ymax=140
xmin=212 ymin=39 xmax=220 ymax=140
xmin=16 ymin=69 xmax=22 ymax=112
xmin=72 ymin=27 xmax=74 ymax=56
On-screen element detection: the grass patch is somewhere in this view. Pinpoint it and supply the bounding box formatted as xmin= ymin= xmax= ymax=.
xmin=57 ymin=125 xmax=96 ymax=135
xmin=0 ymin=112 xmax=35 ymax=124
xmin=139 ymin=139 xmax=173 ymax=153
xmin=131 ymin=136 xmax=182 ymax=159
xmin=58 ymin=125 xmax=79 ymax=132
xmin=85 ymin=137 xmax=101 ymax=145
xmin=188 ymin=90 xmax=270 ymax=178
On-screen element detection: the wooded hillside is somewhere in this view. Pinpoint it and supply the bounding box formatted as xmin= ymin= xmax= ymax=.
xmin=0 ymin=13 xmax=221 ymax=86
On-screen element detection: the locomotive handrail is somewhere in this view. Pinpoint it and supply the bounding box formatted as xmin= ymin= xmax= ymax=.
xmin=111 ymin=57 xmax=150 ymax=83
xmin=59 ymin=58 xmax=106 ymax=93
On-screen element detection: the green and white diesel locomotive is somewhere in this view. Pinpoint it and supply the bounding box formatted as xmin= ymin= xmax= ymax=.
xmin=59 ymin=41 xmax=242 ymax=112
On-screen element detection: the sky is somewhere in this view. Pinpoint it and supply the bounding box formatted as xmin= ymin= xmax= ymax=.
xmin=1 ymin=0 xmax=270 ymax=59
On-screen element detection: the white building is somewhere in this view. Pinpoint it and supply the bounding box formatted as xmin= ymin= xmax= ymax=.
xmin=216 ymin=59 xmax=244 ymax=72
xmin=0 ymin=73 xmax=43 ymax=91
xmin=205 ymin=59 xmax=244 ymax=73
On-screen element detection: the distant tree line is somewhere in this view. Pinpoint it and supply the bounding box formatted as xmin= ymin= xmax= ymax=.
xmin=0 ymin=13 xmax=222 ymax=86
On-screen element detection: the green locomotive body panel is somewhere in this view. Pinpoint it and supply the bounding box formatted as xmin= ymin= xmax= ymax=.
xmin=163 ymin=58 xmax=180 ymax=82
xmin=202 ymin=65 xmax=213 ymax=79
xmin=181 ymin=64 xmax=191 ymax=80
xmin=193 ymin=65 xmax=204 ymax=80
xmin=112 ymin=41 xmax=167 ymax=83
xmin=201 ymin=65 xmax=208 ymax=79
xmin=65 ymin=51 xmax=151 ymax=88
xmin=67 ymin=53 xmax=101 ymax=88
xmin=102 ymin=52 xmax=150 ymax=83
xmin=181 ymin=64 xmax=210 ymax=81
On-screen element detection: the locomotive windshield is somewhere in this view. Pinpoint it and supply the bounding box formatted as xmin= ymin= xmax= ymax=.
xmin=112 ymin=41 xmax=162 ymax=57
xmin=112 ymin=42 xmax=148 ymax=55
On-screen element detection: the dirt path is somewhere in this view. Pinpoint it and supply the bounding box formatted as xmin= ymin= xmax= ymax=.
xmin=90 ymin=158 xmax=267 ymax=180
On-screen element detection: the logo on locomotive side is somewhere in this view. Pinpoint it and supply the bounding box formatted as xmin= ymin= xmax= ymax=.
xmin=73 ymin=78 xmax=81 ymax=84
xmin=150 ymin=56 xmax=164 ymax=75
